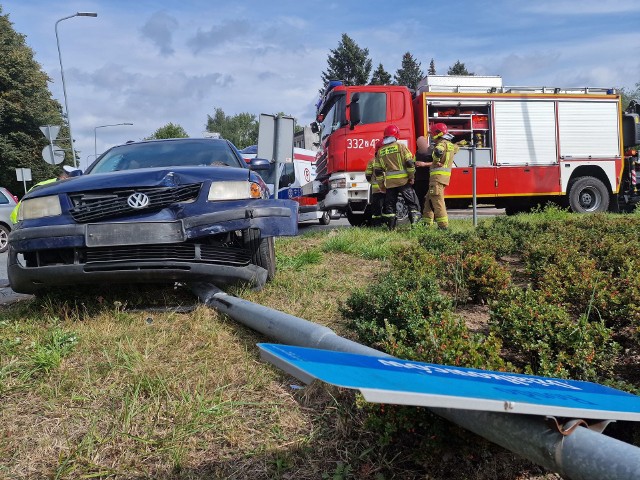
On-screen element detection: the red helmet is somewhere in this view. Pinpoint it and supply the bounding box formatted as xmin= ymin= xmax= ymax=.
xmin=430 ymin=122 xmax=448 ymax=138
xmin=383 ymin=124 xmax=400 ymax=138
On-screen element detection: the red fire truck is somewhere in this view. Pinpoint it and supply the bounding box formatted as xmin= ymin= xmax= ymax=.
xmin=304 ymin=76 xmax=640 ymax=225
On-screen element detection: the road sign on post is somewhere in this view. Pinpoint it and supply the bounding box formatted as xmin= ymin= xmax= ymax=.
xmin=15 ymin=167 xmax=32 ymax=195
xmin=39 ymin=125 xmax=61 ymax=142
xmin=259 ymin=343 xmax=640 ymax=421
xmin=40 ymin=125 xmax=65 ymax=165
xmin=257 ymin=114 xmax=294 ymax=198
xmin=42 ymin=145 xmax=65 ymax=165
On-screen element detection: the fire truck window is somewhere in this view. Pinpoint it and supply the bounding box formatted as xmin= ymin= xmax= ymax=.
xmin=320 ymin=96 xmax=346 ymax=138
xmin=356 ymin=92 xmax=387 ymax=125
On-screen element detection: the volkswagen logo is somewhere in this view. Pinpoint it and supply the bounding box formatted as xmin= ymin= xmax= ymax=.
xmin=127 ymin=192 xmax=150 ymax=209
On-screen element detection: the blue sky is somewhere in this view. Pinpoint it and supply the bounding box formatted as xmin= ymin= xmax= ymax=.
xmin=2 ymin=0 xmax=639 ymax=169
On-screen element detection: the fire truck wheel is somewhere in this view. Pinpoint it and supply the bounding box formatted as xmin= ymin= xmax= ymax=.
xmin=396 ymin=198 xmax=409 ymax=222
xmin=319 ymin=211 xmax=331 ymax=225
xmin=346 ymin=210 xmax=367 ymax=227
xmin=245 ymin=229 xmax=276 ymax=281
xmin=568 ymin=176 xmax=609 ymax=213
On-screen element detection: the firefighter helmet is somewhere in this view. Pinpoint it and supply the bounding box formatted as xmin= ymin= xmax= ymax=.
xmin=383 ymin=124 xmax=400 ymax=138
xmin=430 ymin=122 xmax=448 ymax=139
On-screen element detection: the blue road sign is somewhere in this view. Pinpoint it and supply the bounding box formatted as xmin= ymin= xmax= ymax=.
xmin=258 ymin=343 xmax=640 ymax=421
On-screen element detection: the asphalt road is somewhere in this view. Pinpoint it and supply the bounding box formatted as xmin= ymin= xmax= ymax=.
xmin=0 ymin=250 xmax=6 ymax=283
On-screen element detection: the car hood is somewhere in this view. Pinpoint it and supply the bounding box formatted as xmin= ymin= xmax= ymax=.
xmin=25 ymin=166 xmax=254 ymax=198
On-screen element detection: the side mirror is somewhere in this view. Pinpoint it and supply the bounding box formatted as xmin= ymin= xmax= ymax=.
xmin=310 ymin=122 xmax=319 ymax=134
xmin=349 ymin=93 xmax=361 ymax=129
xmin=249 ymin=157 xmax=270 ymax=171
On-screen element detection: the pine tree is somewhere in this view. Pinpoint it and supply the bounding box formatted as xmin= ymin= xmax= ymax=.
xmin=447 ymin=60 xmax=474 ymax=76
xmin=394 ymin=52 xmax=424 ymax=90
xmin=428 ymin=58 xmax=436 ymax=75
xmin=370 ymin=63 xmax=392 ymax=85
xmin=0 ymin=7 xmax=67 ymax=195
xmin=320 ymin=33 xmax=372 ymax=88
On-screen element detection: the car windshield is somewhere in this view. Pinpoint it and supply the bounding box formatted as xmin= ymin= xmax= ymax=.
xmin=88 ymin=139 xmax=245 ymax=174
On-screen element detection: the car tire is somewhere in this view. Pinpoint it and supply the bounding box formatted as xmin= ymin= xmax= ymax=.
xmin=319 ymin=211 xmax=331 ymax=225
xmin=346 ymin=210 xmax=367 ymax=227
xmin=245 ymin=228 xmax=276 ymax=281
xmin=0 ymin=224 xmax=9 ymax=253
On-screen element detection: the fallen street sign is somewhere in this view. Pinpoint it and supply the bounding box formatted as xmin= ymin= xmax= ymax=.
xmin=258 ymin=343 xmax=640 ymax=421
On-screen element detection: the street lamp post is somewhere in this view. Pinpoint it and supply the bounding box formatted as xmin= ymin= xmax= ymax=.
xmin=94 ymin=123 xmax=134 ymax=157
xmin=55 ymin=12 xmax=98 ymax=168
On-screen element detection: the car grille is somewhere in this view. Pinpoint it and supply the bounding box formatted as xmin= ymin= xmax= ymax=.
xmin=68 ymin=184 xmax=202 ymax=222
xmin=84 ymin=243 xmax=251 ymax=267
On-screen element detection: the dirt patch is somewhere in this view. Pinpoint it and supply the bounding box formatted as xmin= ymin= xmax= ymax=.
xmin=458 ymin=303 xmax=491 ymax=334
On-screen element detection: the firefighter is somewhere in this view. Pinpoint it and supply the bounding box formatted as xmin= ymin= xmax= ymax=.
xmin=423 ymin=122 xmax=459 ymax=229
xmin=374 ymin=124 xmax=421 ymax=229
xmin=365 ymin=145 xmax=385 ymax=227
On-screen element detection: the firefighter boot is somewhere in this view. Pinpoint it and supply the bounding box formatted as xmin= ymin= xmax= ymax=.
xmin=385 ymin=216 xmax=398 ymax=230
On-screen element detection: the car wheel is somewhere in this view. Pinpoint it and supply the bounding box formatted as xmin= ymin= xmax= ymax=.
xmin=244 ymin=229 xmax=276 ymax=280
xmin=568 ymin=176 xmax=609 ymax=213
xmin=0 ymin=224 xmax=9 ymax=253
xmin=319 ymin=211 xmax=331 ymax=225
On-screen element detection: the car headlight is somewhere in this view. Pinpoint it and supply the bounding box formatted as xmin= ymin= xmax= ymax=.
xmin=18 ymin=195 xmax=62 ymax=220
xmin=208 ymin=181 xmax=264 ymax=201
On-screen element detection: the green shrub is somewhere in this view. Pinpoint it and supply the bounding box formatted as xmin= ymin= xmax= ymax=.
xmin=462 ymin=252 xmax=512 ymax=304
xmin=489 ymin=287 xmax=619 ymax=382
xmin=340 ymin=270 xmax=452 ymax=349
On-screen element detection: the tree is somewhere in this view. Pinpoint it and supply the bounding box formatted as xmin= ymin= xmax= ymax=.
xmin=320 ymin=33 xmax=372 ymax=88
xmin=206 ymin=108 xmax=258 ymax=149
xmin=447 ymin=60 xmax=474 ymax=76
xmin=428 ymin=58 xmax=436 ymax=75
xmin=620 ymin=81 xmax=640 ymax=110
xmin=146 ymin=122 xmax=189 ymax=139
xmin=370 ymin=63 xmax=392 ymax=85
xmin=0 ymin=7 xmax=67 ymax=196
xmin=394 ymin=52 xmax=424 ymax=90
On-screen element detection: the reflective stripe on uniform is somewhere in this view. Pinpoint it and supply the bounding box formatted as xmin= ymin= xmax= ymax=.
xmin=430 ymin=168 xmax=451 ymax=177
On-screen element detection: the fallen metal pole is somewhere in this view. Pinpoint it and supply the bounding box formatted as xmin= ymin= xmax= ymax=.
xmin=192 ymin=283 xmax=640 ymax=480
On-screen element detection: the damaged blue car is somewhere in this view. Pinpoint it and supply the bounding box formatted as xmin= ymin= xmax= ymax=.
xmin=8 ymin=138 xmax=298 ymax=294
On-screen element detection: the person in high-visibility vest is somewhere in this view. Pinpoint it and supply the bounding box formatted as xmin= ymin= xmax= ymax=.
xmin=374 ymin=124 xmax=421 ymax=230
xmin=10 ymin=168 xmax=71 ymax=224
xmin=423 ymin=123 xmax=460 ymax=229
xmin=365 ymin=147 xmax=385 ymax=227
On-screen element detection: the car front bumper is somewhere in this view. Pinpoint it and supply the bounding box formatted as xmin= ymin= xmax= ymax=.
xmin=8 ymin=203 xmax=297 ymax=294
